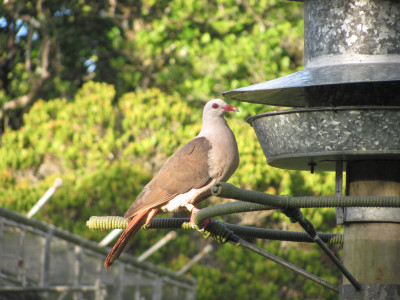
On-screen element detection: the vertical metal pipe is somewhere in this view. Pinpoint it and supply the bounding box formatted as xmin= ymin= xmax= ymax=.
xmin=303 ymin=0 xmax=400 ymax=297
xmin=73 ymin=245 xmax=83 ymax=300
xmin=336 ymin=161 xmax=344 ymax=224
xmin=304 ymin=0 xmax=400 ymax=67
xmin=41 ymin=231 xmax=52 ymax=299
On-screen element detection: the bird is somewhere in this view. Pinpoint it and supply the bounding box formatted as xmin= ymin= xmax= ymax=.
xmin=104 ymin=99 xmax=239 ymax=269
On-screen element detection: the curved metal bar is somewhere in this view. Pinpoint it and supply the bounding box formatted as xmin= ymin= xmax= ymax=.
xmin=232 ymin=235 xmax=340 ymax=294
xmin=212 ymin=182 xmax=400 ymax=208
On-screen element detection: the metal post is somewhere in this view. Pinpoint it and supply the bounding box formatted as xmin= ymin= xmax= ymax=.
xmin=27 ymin=178 xmax=63 ymax=219
xmin=41 ymin=230 xmax=52 ymax=300
xmin=177 ymin=244 xmax=213 ymax=275
xmin=137 ymin=231 xmax=177 ymax=262
xmin=17 ymin=229 xmax=26 ymax=286
xmin=153 ymin=277 xmax=162 ymax=300
xmin=73 ymin=245 xmax=83 ymax=300
xmin=336 ymin=161 xmax=344 ymax=224
xmin=98 ymin=228 xmax=123 ymax=247
xmin=341 ymin=161 xmax=400 ymax=299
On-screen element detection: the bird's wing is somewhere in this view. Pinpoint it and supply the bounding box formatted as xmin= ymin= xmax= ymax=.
xmin=124 ymin=137 xmax=212 ymax=219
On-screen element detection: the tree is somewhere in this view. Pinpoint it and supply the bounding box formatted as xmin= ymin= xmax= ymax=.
xmin=1 ymin=82 xmax=338 ymax=299
xmin=1 ymin=0 xmax=113 ymax=129
xmin=1 ymin=1 xmax=340 ymax=299
xmin=1 ymin=0 xmax=303 ymax=129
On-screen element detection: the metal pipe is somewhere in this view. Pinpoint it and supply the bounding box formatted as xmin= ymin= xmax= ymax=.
xmin=98 ymin=229 xmax=123 ymax=247
xmin=27 ymin=178 xmax=63 ymax=219
xmin=231 ymin=235 xmax=339 ymax=294
xmin=137 ymin=231 xmax=177 ymax=262
xmin=335 ymin=161 xmax=345 ymax=224
xmin=177 ymin=244 xmax=213 ymax=275
xmin=284 ymin=209 xmax=361 ymax=291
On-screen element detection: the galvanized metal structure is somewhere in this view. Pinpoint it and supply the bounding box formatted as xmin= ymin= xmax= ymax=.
xmin=224 ymin=0 xmax=400 ymax=299
xmin=226 ymin=0 xmax=400 ymax=107
xmin=247 ymin=107 xmax=400 ymax=171
xmin=0 ymin=208 xmax=196 ymax=300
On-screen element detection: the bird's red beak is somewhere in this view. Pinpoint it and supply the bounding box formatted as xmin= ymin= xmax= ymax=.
xmin=222 ymin=104 xmax=239 ymax=112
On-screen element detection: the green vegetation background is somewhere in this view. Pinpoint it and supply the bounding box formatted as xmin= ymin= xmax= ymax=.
xmin=1 ymin=1 xmax=341 ymax=299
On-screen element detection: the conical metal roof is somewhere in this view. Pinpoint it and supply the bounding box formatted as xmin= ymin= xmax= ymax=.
xmin=223 ymin=62 xmax=400 ymax=107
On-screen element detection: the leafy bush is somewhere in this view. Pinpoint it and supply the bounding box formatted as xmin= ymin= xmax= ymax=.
xmin=1 ymin=1 xmax=341 ymax=298
xmin=1 ymin=82 xmax=339 ymax=299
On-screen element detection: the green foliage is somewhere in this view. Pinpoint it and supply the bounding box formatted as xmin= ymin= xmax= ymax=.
xmin=118 ymin=88 xmax=201 ymax=162
xmin=123 ymin=0 xmax=304 ymax=103
xmin=1 ymin=83 xmax=340 ymax=299
xmin=1 ymin=0 xmax=303 ymax=128
xmin=1 ymin=1 xmax=342 ymax=299
xmin=1 ymin=82 xmax=116 ymax=170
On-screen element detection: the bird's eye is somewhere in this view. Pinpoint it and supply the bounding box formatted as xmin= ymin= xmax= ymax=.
xmin=212 ymin=103 xmax=219 ymax=109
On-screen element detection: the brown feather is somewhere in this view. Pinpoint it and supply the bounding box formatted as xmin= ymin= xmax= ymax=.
xmin=104 ymin=208 xmax=151 ymax=269
xmin=124 ymin=137 xmax=212 ymax=219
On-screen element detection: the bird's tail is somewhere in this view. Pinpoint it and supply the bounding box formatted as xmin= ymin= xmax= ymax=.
xmin=104 ymin=208 xmax=150 ymax=269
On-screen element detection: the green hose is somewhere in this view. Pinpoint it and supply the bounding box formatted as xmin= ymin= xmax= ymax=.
xmin=223 ymin=222 xmax=343 ymax=244
xmin=212 ymin=182 xmax=400 ymax=208
xmin=192 ymin=201 xmax=273 ymax=228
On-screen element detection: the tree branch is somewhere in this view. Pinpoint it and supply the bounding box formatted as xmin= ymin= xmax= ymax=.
xmin=2 ymin=94 xmax=33 ymax=111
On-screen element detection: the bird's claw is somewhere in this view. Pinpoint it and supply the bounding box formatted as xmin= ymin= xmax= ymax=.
xmin=190 ymin=206 xmax=211 ymax=231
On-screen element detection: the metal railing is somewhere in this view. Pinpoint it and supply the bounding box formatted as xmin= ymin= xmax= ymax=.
xmin=0 ymin=207 xmax=196 ymax=300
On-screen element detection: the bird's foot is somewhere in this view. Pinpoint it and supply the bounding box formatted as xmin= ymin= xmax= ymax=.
xmin=185 ymin=204 xmax=211 ymax=230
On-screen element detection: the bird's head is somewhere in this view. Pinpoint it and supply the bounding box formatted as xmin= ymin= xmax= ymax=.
xmin=199 ymin=99 xmax=239 ymax=136
xmin=203 ymin=99 xmax=239 ymax=120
